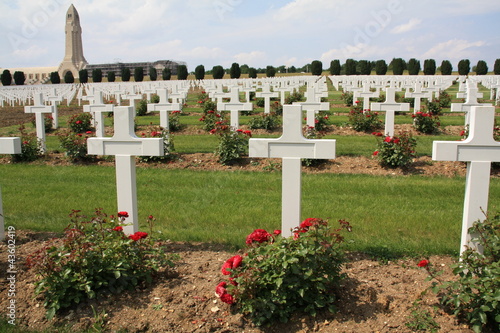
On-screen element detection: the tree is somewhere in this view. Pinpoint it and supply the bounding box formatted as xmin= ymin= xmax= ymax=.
xmin=50 ymin=72 xmax=60 ymax=84
xmin=149 ymin=67 xmax=157 ymax=81
xmin=162 ymin=68 xmax=171 ymax=80
xmin=494 ymin=59 xmax=500 ymax=75
xmin=310 ymin=60 xmax=323 ymax=75
xmin=407 ymin=58 xmax=420 ymax=75
xmin=177 ymin=65 xmax=188 ymax=80
xmin=64 ymin=71 xmax=74 ymax=83
xmin=248 ymin=67 xmax=257 ymax=79
xmin=266 ymin=66 xmax=276 ymax=78
xmin=358 ymin=60 xmax=371 ymax=75
xmin=458 ymin=59 xmax=470 ymax=75
xmin=329 ymin=60 xmax=341 ymax=75
xmin=375 ymin=60 xmax=388 ymax=75
xmin=229 ymin=62 xmax=241 ymax=79
xmin=134 ymin=67 xmax=144 ymax=82
xmin=121 ymin=68 xmax=131 ymax=82
xmin=13 ymin=71 xmax=25 ymax=85
xmin=79 ymin=69 xmax=88 ymax=83
xmin=107 ymin=71 xmax=116 ymax=82
xmin=345 ymin=59 xmax=357 ymax=75
xmin=240 ymin=64 xmax=249 ymax=74
xmin=1 ymin=69 xmax=12 ymax=86
xmin=195 ymin=65 xmax=205 ymax=80
xmin=212 ymin=65 xmax=225 ymax=79
xmin=92 ymin=69 xmax=102 ymax=83
xmin=440 ymin=60 xmax=453 ymax=75
xmin=475 ymin=60 xmax=488 ymax=75
xmin=289 ymin=66 xmax=297 ymax=73
xmin=423 ymin=59 xmax=436 ymax=75
xmin=390 ymin=58 xmax=406 ymax=75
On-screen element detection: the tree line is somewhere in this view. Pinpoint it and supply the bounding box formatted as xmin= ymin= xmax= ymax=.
xmin=2 ymin=58 xmax=500 ymax=85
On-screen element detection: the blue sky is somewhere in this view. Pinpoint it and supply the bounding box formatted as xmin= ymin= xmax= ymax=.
xmin=1 ymin=0 xmax=500 ymax=71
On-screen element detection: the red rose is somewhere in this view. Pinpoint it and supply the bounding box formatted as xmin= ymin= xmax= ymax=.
xmin=129 ymin=233 xmax=141 ymax=241
xmin=373 ymin=151 xmax=379 ymax=156
xmin=86 ymin=131 xmax=92 ymax=134
xmin=76 ymin=120 xmax=82 ymax=124
xmin=128 ymin=231 xmax=148 ymax=241
xmin=220 ymin=293 xmax=234 ymax=305
xmin=393 ymin=138 xmax=400 ymax=144
xmin=221 ymin=255 xmax=243 ymax=275
xmin=273 ymin=230 xmax=281 ymax=236
xmin=417 ymin=259 xmax=429 ymax=268
xmin=300 ymin=218 xmax=320 ymax=229
xmin=384 ymin=136 xmax=392 ymax=143
xmin=117 ymin=211 xmax=129 ymax=218
xmin=113 ymin=226 xmax=123 ymax=232
xmin=245 ymin=229 xmax=272 ymax=245
xmin=216 ymin=282 xmax=227 ymax=297
xmin=148 ymin=215 xmax=154 ymax=219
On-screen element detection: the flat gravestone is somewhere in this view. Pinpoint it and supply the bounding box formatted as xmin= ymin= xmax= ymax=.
xmin=24 ymin=92 xmax=53 ymax=152
xmin=249 ymin=105 xmax=336 ymax=236
xmin=432 ymin=106 xmax=500 ymax=254
xmin=0 ymin=137 xmax=21 ymax=240
xmin=87 ymin=106 xmax=163 ymax=235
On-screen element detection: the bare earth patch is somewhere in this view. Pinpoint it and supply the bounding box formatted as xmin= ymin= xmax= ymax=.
xmin=0 ymin=231 xmax=476 ymax=332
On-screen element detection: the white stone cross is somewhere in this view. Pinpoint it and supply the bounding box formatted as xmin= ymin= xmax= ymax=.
xmin=217 ymin=87 xmax=253 ymax=129
xmin=432 ymin=106 xmax=500 ymax=255
xmin=294 ymin=85 xmax=329 ymax=127
xmin=357 ymin=83 xmax=379 ymax=111
xmin=83 ymin=91 xmax=114 ymax=137
xmin=87 ymin=106 xmax=164 ymax=235
xmin=0 ymin=136 xmax=21 ymax=240
xmin=121 ymin=92 xmax=142 ymax=115
xmin=249 ymin=105 xmax=336 ymax=237
xmin=46 ymin=88 xmax=62 ymax=129
xmin=147 ymin=89 xmax=181 ymax=130
xmin=370 ymin=87 xmax=410 ymax=137
xmin=405 ymin=83 xmax=432 ymax=112
xmin=24 ymin=92 xmax=53 ymax=152
xmin=451 ymin=84 xmax=490 ymax=125
xmin=256 ymin=83 xmax=279 ymax=114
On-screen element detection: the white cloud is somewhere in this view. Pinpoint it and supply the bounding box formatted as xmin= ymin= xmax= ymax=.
xmin=12 ymin=44 xmax=49 ymax=60
xmin=422 ymin=39 xmax=486 ymax=60
xmin=321 ymin=44 xmax=397 ymax=62
xmin=233 ymin=51 xmax=267 ymax=65
xmin=391 ymin=18 xmax=422 ymax=34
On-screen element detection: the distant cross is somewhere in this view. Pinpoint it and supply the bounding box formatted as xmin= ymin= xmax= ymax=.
xmin=46 ymin=88 xmax=62 ymax=129
xmin=432 ymin=106 xmax=500 ymax=255
xmin=357 ymin=83 xmax=379 ymax=111
xmin=256 ymin=84 xmax=279 ymax=114
xmin=0 ymin=136 xmax=21 ymax=240
xmin=217 ymin=87 xmax=253 ymax=129
xmin=249 ymin=105 xmax=336 ymax=237
xmin=405 ymin=83 xmax=432 ymax=112
xmin=83 ymin=91 xmax=114 ymax=137
xmin=370 ymin=87 xmax=410 ymax=137
xmin=293 ymin=85 xmax=329 ymax=127
xmin=24 ymin=92 xmax=53 ymax=152
xmin=87 ymin=106 xmax=164 ymax=235
xmin=147 ymin=89 xmax=181 ymax=129
xmin=121 ymin=92 xmax=142 ymax=115
xmin=451 ymin=83 xmax=490 ymax=125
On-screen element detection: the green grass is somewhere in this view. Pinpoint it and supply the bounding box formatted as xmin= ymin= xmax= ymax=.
xmin=1 ymin=164 xmax=498 ymax=256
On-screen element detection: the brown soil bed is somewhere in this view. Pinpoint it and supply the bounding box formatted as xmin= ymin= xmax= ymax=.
xmin=0 ymin=231 xmax=478 ymax=333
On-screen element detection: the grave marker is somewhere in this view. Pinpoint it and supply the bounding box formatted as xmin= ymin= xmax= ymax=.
xmin=405 ymin=83 xmax=432 ymax=112
xmin=24 ymin=92 xmax=53 ymax=152
xmin=293 ymin=85 xmax=329 ymax=127
xmin=46 ymin=88 xmax=62 ymax=129
xmin=256 ymin=84 xmax=279 ymax=114
xmin=371 ymin=87 xmax=410 ymax=137
xmin=83 ymin=91 xmax=114 ymax=137
xmin=0 ymin=136 xmax=21 ymax=240
xmin=147 ymin=89 xmax=181 ymax=130
xmin=432 ymin=106 xmax=500 ymax=254
xmin=87 ymin=106 xmax=163 ymax=235
xmin=217 ymin=87 xmax=253 ymax=129
xmin=249 ymin=105 xmax=336 ymax=236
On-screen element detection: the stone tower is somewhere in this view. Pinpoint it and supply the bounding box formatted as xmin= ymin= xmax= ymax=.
xmin=58 ymin=4 xmax=88 ymax=79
